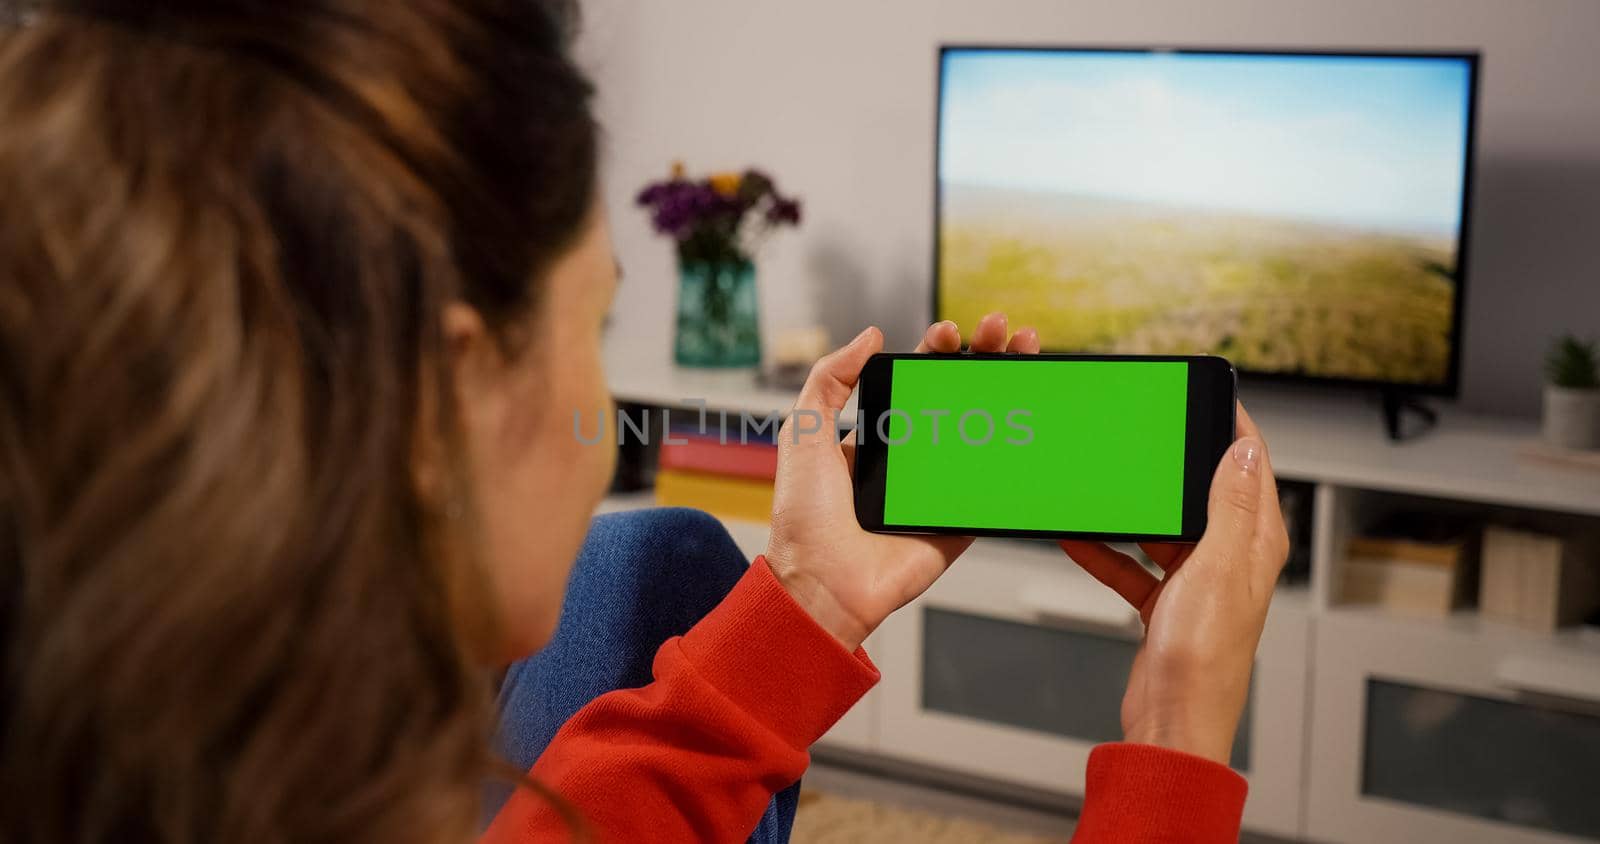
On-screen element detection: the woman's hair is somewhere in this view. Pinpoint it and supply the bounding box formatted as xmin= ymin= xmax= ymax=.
xmin=0 ymin=0 xmax=597 ymax=840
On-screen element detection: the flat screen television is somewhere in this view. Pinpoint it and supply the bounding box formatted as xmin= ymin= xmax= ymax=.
xmin=934 ymin=47 xmax=1479 ymax=395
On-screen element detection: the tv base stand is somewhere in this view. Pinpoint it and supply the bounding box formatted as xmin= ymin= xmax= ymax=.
xmin=1381 ymin=390 xmax=1438 ymax=442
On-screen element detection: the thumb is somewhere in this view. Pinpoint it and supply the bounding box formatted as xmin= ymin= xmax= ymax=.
xmin=1194 ymin=436 xmax=1264 ymax=561
xmin=790 ymin=326 xmax=882 ymax=437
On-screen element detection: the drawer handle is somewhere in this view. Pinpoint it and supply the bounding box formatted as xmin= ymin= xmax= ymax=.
xmin=1019 ymin=584 xmax=1141 ymax=633
xmin=1495 ymin=656 xmax=1600 ymax=706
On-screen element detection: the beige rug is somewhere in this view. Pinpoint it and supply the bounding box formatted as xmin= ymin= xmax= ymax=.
xmin=791 ymin=788 xmax=1069 ymax=843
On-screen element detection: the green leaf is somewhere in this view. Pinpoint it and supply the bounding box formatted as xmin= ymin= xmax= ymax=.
xmin=1545 ymin=334 xmax=1600 ymax=388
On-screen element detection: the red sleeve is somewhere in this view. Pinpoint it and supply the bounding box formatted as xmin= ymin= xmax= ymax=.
xmin=480 ymin=557 xmax=1245 ymax=844
xmin=481 ymin=557 xmax=878 ymax=844
xmin=1070 ymin=742 xmax=1248 ymax=843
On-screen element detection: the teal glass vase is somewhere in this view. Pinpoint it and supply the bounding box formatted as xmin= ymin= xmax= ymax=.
xmin=674 ymin=257 xmax=761 ymax=368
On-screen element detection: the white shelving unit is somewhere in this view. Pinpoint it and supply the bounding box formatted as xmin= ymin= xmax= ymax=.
xmin=601 ymin=361 xmax=1600 ymax=843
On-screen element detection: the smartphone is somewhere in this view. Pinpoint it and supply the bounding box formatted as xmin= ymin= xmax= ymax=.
xmin=852 ymin=354 xmax=1236 ymax=542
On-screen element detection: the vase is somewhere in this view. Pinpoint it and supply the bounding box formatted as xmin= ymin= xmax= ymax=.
xmin=1543 ymin=385 xmax=1600 ymax=450
xmin=674 ymin=257 xmax=761 ymax=368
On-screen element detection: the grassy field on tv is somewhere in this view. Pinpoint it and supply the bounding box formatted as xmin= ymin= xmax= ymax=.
xmin=938 ymin=185 xmax=1458 ymax=384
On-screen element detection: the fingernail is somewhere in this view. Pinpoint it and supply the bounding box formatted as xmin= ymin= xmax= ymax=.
xmin=938 ymin=320 xmax=957 ymax=332
xmin=851 ymin=326 xmax=875 ymax=345
xmin=1232 ymin=437 xmax=1261 ymax=474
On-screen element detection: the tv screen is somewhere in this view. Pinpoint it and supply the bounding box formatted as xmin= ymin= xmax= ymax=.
xmin=935 ymin=47 xmax=1478 ymax=392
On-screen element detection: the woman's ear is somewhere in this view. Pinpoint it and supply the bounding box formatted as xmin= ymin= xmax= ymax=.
xmin=414 ymin=302 xmax=501 ymax=503
xmin=442 ymin=302 xmax=496 ymax=391
xmin=442 ymin=301 xmax=515 ymax=427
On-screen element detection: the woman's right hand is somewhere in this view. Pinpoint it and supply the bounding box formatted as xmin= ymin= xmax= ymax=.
xmin=764 ymin=315 xmax=1038 ymax=652
xmin=1060 ymin=405 xmax=1289 ymax=766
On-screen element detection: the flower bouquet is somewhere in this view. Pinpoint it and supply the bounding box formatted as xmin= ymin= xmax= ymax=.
xmin=637 ymin=164 xmax=801 ymax=367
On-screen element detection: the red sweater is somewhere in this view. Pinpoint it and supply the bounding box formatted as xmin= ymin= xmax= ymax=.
xmin=483 ymin=559 xmax=1247 ymax=843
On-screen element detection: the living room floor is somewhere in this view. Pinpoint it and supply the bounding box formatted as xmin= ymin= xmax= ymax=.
xmin=798 ymin=759 xmax=1289 ymax=843
xmin=795 ymin=761 xmax=1076 ymax=842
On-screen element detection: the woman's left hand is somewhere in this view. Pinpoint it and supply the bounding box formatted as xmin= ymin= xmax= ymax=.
xmin=764 ymin=313 xmax=1040 ymax=650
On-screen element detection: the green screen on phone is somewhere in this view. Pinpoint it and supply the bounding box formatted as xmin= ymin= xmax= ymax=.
xmin=883 ymin=358 xmax=1189 ymax=535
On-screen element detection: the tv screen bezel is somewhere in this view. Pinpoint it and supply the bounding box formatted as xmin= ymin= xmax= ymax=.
xmin=930 ymin=44 xmax=1482 ymax=398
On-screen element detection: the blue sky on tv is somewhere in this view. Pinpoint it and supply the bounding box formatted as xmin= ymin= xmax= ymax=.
xmin=940 ymin=50 xmax=1473 ymax=236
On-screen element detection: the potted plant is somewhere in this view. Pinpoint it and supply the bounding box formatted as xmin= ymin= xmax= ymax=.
xmin=1542 ymin=334 xmax=1600 ymax=450
xmin=637 ymin=164 xmax=801 ymax=368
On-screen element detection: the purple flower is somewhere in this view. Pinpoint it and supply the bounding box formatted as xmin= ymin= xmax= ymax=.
xmin=636 ymin=183 xmax=667 ymax=206
xmin=636 ymin=180 xmax=722 ymax=237
xmin=767 ymin=198 xmax=802 ymax=226
xmin=637 ymin=166 xmax=802 ymax=250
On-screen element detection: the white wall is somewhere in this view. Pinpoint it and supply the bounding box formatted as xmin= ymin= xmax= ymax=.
xmin=576 ymin=0 xmax=1600 ymax=418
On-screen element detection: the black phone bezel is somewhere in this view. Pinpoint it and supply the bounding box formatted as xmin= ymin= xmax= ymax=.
xmin=852 ymin=353 xmax=1236 ymax=543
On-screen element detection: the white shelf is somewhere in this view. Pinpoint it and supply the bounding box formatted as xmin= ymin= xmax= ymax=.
xmin=1324 ymin=601 xmax=1600 ymax=660
xmin=608 ymin=362 xmax=1600 ymax=517
xmin=608 ymin=354 xmax=855 ymax=419
xmin=1245 ymin=393 xmax=1600 ymax=517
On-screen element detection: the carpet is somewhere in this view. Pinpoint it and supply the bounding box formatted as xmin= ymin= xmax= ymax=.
xmin=791 ymin=787 xmax=1070 ymax=843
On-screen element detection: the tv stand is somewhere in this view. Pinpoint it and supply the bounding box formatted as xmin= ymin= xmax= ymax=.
xmin=1380 ymin=389 xmax=1438 ymax=442
xmin=606 ymin=359 xmax=1600 ymax=844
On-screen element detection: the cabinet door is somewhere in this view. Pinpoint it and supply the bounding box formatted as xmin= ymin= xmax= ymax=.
xmin=1309 ymin=611 xmax=1600 ymax=844
xmin=874 ymin=539 xmax=1309 ymax=839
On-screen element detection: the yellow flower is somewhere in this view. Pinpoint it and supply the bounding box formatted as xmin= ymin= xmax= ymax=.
xmin=709 ymin=171 xmax=741 ymax=197
xmin=670 ymin=160 xmax=687 ymax=180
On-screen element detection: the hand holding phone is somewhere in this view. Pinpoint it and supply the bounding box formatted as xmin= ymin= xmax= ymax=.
xmin=763 ymin=314 xmax=1039 ymax=650
xmin=1061 ymin=405 xmax=1290 ymax=765
xmin=766 ymin=315 xmax=1288 ymax=769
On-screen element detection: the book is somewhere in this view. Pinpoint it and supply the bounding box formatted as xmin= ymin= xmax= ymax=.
xmin=1481 ymin=526 xmax=1600 ymax=632
xmin=1342 ymin=558 xmax=1463 ymax=617
xmin=658 ymin=434 xmax=778 ymax=481
xmin=1340 ymin=513 xmax=1477 ymax=617
xmin=1523 ymin=533 xmax=1560 ymax=629
xmin=1346 ymin=535 xmax=1464 ymax=567
xmin=654 ymin=468 xmax=774 ymax=524
xmin=1479 ymin=527 xmax=1521 ymax=623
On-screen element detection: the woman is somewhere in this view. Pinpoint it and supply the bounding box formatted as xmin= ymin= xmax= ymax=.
xmin=0 ymin=1 xmax=1289 ymax=842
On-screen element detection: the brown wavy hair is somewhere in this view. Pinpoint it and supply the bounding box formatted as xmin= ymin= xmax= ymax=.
xmin=0 ymin=0 xmax=597 ymax=840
